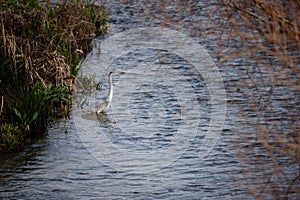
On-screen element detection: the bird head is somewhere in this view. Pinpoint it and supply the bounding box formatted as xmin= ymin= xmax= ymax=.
xmin=109 ymin=71 xmax=125 ymax=76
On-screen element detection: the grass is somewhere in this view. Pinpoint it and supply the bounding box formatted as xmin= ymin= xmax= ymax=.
xmin=0 ymin=0 xmax=109 ymax=152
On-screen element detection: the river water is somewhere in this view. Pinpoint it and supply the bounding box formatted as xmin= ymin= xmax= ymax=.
xmin=1 ymin=1 xmax=299 ymax=199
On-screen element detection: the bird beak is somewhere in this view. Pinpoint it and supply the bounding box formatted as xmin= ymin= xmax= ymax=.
xmin=109 ymin=71 xmax=125 ymax=76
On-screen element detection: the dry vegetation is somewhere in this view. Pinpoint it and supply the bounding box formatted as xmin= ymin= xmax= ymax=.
xmin=219 ymin=0 xmax=300 ymax=199
xmin=1 ymin=0 xmax=108 ymax=88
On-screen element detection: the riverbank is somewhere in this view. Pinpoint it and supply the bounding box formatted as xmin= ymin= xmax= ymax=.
xmin=0 ymin=0 xmax=109 ymax=152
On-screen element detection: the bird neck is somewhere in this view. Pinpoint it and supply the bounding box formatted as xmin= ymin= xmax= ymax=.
xmin=107 ymin=74 xmax=114 ymax=102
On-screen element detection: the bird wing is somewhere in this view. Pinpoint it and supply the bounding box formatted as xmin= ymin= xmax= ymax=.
xmin=96 ymin=97 xmax=109 ymax=113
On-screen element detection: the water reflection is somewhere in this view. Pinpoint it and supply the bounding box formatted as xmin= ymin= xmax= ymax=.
xmin=81 ymin=112 xmax=115 ymax=129
xmin=96 ymin=112 xmax=115 ymax=129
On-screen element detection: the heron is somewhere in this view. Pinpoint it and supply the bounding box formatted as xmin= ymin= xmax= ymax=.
xmin=96 ymin=71 xmax=125 ymax=114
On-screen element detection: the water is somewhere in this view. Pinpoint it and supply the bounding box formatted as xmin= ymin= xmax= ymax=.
xmin=1 ymin=0 xmax=298 ymax=199
xmin=0 ymin=122 xmax=244 ymax=199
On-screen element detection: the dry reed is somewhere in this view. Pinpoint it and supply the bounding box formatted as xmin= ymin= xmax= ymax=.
xmin=219 ymin=0 xmax=300 ymax=199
